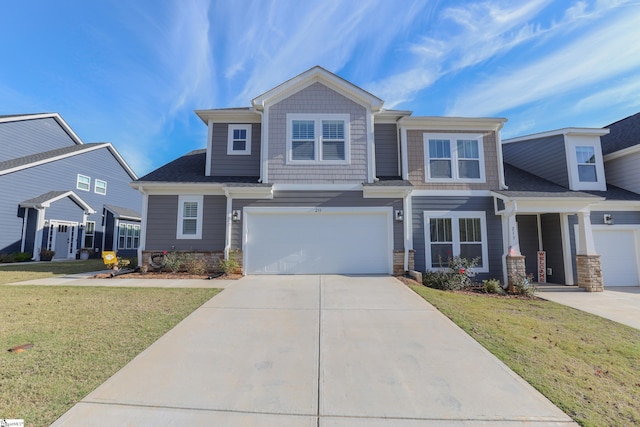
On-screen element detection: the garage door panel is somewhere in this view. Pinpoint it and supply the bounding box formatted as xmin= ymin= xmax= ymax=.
xmin=593 ymin=229 xmax=639 ymax=287
xmin=245 ymin=210 xmax=391 ymax=275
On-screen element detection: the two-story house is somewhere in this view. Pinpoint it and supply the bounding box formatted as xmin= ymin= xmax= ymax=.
xmin=0 ymin=113 xmax=142 ymax=261
xmin=499 ymin=125 xmax=640 ymax=290
xmin=133 ymin=66 xmax=511 ymax=280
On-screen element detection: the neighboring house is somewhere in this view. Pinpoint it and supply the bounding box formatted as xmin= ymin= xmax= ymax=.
xmin=0 ymin=113 xmax=142 ymax=260
xmin=134 ymin=66 xmax=509 ymax=281
xmin=499 ymin=126 xmax=640 ymax=290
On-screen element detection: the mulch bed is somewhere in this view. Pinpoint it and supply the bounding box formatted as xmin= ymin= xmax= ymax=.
xmin=397 ymin=275 xmax=538 ymax=299
xmin=93 ymin=271 xmax=242 ymax=280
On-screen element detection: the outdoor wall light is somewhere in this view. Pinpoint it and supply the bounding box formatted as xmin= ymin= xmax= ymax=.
xmin=604 ymin=213 xmax=614 ymax=225
xmin=395 ymin=210 xmax=404 ymax=221
xmin=232 ymin=210 xmax=241 ymax=222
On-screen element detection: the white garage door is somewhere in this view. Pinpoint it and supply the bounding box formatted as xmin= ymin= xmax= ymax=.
xmin=244 ymin=208 xmax=392 ymax=274
xmin=593 ymin=229 xmax=639 ymax=287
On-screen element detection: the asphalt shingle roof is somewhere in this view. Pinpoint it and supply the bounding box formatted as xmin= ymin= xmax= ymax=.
xmin=497 ymin=163 xmax=640 ymax=201
xmin=20 ymin=190 xmax=70 ymax=205
xmin=601 ymin=112 xmax=640 ymax=155
xmin=104 ymin=204 xmax=141 ymax=220
xmin=0 ymin=143 xmax=103 ymax=173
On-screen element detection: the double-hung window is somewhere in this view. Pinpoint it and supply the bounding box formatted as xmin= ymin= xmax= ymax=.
xmin=575 ymin=146 xmax=597 ymax=182
xmin=424 ymin=211 xmax=488 ymax=272
xmin=77 ymin=174 xmax=90 ymax=191
xmin=94 ymin=179 xmax=107 ymax=195
xmin=424 ymin=133 xmax=484 ymax=182
xmin=287 ymin=114 xmax=350 ymax=163
xmin=227 ymin=124 xmax=252 ymax=155
xmin=177 ymin=195 xmax=203 ymax=239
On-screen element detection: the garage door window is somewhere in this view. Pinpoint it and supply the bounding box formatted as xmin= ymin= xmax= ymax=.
xmin=425 ymin=211 xmax=488 ymax=272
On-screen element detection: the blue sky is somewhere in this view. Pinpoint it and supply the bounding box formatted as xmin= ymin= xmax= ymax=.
xmin=2 ymin=0 xmax=640 ymax=176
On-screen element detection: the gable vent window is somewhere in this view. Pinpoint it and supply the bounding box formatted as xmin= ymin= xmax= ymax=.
xmin=227 ymin=124 xmax=252 ymax=155
xmin=576 ymin=146 xmax=597 ymax=182
xmin=287 ymin=114 xmax=350 ymax=164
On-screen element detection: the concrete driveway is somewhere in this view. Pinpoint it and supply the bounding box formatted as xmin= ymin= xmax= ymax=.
xmin=52 ymin=275 xmax=575 ymax=426
xmin=538 ymin=285 xmax=640 ymax=330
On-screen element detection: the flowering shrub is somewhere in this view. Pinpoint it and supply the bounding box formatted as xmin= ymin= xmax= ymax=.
xmin=423 ymin=256 xmax=479 ymax=291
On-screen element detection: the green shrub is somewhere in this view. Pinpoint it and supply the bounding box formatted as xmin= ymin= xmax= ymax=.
xmin=423 ymin=256 xmax=479 ymax=291
xmin=510 ymin=273 xmax=537 ymax=297
xmin=423 ymin=270 xmax=454 ymax=290
xmin=218 ymin=251 xmax=239 ymax=275
xmin=163 ymin=251 xmax=185 ymax=273
xmin=482 ymin=278 xmax=505 ymax=294
xmin=182 ymin=253 xmax=208 ymax=275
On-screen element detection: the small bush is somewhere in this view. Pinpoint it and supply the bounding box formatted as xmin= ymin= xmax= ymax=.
xmin=163 ymin=251 xmax=185 ymax=273
xmin=182 ymin=253 xmax=208 ymax=275
xmin=423 ymin=270 xmax=454 ymax=290
xmin=510 ymin=273 xmax=537 ymax=297
xmin=482 ymin=278 xmax=505 ymax=294
xmin=423 ymin=256 xmax=479 ymax=291
xmin=218 ymin=251 xmax=239 ymax=275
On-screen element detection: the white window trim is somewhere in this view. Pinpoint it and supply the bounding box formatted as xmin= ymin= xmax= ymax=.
xmin=94 ymin=179 xmax=107 ymax=195
xmin=423 ymin=210 xmax=489 ymax=273
xmin=177 ymin=195 xmax=203 ymax=239
xmin=423 ymin=133 xmax=485 ymax=183
xmin=286 ymin=113 xmax=351 ymax=165
xmin=76 ymin=174 xmax=90 ymax=191
xmin=227 ymin=124 xmax=252 ymax=155
xmin=564 ymin=136 xmax=606 ymax=191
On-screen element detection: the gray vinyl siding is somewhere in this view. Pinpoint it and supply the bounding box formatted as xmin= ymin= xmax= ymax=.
xmin=210 ymin=123 xmax=261 ymax=176
xmin=516 ymin=215 xmax=539 ymax=276
xmin=230 ymin=191 xmax=403 ymax=250
xmin=374 ymin=123 xmax=399 ymax=177
xmin=145 ymin=195 xmax=226 ymax=251
xmin=502 ymin=135 xmax=569 ymax=187
xmin=412 ymin=196 xmax=502 ymax=281
xmin=0 ymin=146 xmax=141 ymax=254
xmin=0 ymin=117 xmax=78 ymax=162
xmin=604 ymin=152 xmax=640 ymax=194
xmin=267 ymin=82 xmax=369 ymax=183
xmin=540 ymin=213 xmax=566 ymax=284
xmin=590 ymin=210 xmax=640 ymax=225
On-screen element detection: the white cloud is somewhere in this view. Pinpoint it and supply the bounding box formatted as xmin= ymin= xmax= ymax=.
xmin=573 ymin=76 xmax=640 ymax=112
xmin=446 ymin=7 xmax=640 ymax=116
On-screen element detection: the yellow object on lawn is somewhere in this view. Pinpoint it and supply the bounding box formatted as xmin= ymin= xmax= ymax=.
xmin=102 ymin=251 xmax=117 ymax=265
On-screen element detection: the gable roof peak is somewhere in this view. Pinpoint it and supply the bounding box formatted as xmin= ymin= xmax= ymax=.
xmin=251 ymin=65 xmax=384 ymax=112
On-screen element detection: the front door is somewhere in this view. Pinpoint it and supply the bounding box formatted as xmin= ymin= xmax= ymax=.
xmin=52 ymin=223 xmax=76 ymax=260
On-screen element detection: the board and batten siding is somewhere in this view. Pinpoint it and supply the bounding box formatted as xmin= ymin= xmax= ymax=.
xmin=412 ymin=196 xmax=503 ymax=280
xmin=406 ymin=129 xmax=500 ymax=190
xmin=0 ymin=146 xmax=141 ymax=254
xmin=374 ymin=123 xmax=399 ymax=177
xmin=0 ymin=117 xmax=77 ymax=162
xmin=267 ymin=82 xmax=368 ymax=183
xmin=502 ymin=135 xmax=569 ymax=188
xmin=604 ymin=152 xmax=640 ymax=194
xmin=230 ymin=191 xmax=404 ymax=251
xmin=209 ymin=123 xmax=261 ymax=176
xmin=145 ymin=195 xmax=226 ymax=251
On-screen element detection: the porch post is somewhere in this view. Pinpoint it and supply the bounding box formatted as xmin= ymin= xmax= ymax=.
xmin=504 ymin=201 xmax=526 ymax=292
xmin=32 ymin=208 xmax=46 ymax=261
xmin=576 ymin=210 xmax=604 ymax=292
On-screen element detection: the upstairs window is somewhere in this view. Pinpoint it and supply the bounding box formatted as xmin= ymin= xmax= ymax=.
xmin=424 ymin=133 xmax=485 ymax=182
xmin=77 ymin=174 xmax=90 ymax=191
xmin=94 ymin=179 xmax=107 ymax=195
xmin=227 ymin=124 xmax=252 ymax=155
xmin=287 ymin=114 xmax=350 ymax=164
xmin=576 ymin=146 xmax=597 ymax=182
xmin=177 ymin=195 xmax=203 ymax=239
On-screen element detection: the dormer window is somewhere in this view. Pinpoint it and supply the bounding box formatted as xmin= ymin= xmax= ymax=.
xmin=576 ymin=146 xmax=597 ymax=182
xmin=227 ymin=124 xmax=252 ymax=155
xmin=287 ymin=114 xmax=350 ymax=164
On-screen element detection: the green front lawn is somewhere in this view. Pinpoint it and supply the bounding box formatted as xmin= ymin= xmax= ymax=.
xmin=0 ymin=259 xmax=107 ymax=284
xmin=0 ymin=285 xmax=220 ymax=426
xmin=410 ymin=284 xmax=640 ymax=427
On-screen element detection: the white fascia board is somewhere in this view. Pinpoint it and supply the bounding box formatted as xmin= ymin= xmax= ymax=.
xmin=194 ymin=109 xmax=261 ymax=124
xmin=504 ymin=127 xmax=610 ymax=144
xmin=0 ymin=143 xmax=110 ymax=176
xmin=374 ymin=110 xmax=412 ymax=124
xmin=603 ymin=144 xmax=640 ymax=161
xmin=130 ymin=182 xmax=226 ymax=195
xmin=412 ymin=190 xmax=492 ymax=197
xmin=272 ymin=183 xmax=363 ymax=191
xmin=223 ymin=187 xmax=273 ymax=199
xmin=497 ymin=198 xmax=602 ymax=214
xmin=251 ymin=66 xmax=384 ymax=112
xmin=588 ymin=200 xmax=640 ymax=211
xmin=399 ymin=116 xmax=507 ymax=131
xmin=363 ymin=186 xmax=411 ymax=198
xmin=104 ymin=143 xmax=138 ymax=180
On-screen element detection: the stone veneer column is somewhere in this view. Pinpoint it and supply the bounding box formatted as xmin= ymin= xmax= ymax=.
xmin=506 ymin=255 xmax=526 ymax=292
xmin=576 ymin=254 xmax=604 ymax=292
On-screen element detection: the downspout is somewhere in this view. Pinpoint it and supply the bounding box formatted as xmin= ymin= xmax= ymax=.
xmin=21 ymin=208 xmax=29 ymax=253
xmin=137 ymin=189 xmax=149 ymax=267
xmin=403 ymin=190 xmax=413 ymax=272
xmin=256 ymin=106 xmax=268 ymax=183
xmin=224 ymin=189 xmax=232 ymax=260
xmin=399 ymin=123 xmax=409 ymax=180
xmin=496 ymin=125 xmax=508 ymax=190
xmin=205 ymin=120 xmax=214 ymax=176
xmin=368 ymin=111 xmax=378 ymax=182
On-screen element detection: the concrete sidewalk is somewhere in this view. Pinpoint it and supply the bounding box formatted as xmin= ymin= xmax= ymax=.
xmin=51 ymin=275 xmax=575 ymax=426
xmin=538 ymin=285 xmax=640 ymax=330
